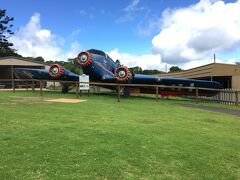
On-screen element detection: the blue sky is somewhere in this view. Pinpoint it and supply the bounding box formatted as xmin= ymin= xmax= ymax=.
xmin=1 ymin=0 xmax=240 ymax=70
xmin=2 ymin=0 xmax=198 ymax=53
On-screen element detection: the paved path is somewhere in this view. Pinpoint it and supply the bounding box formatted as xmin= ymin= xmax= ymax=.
xmin=177 ymin=103 xmax=240 ymax=117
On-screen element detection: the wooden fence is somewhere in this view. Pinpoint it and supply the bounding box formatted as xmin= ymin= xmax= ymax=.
xmin=0 ymin=79 xmax=239 ymax=105
xmin=199 ymin=89 xmax=239 ymax=105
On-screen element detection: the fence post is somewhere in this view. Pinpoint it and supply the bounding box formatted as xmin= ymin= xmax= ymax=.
xmin=196 ymin=88 xmax=199 ymax=104
xmin=117 ymin=83 xmax=120 ymax=102
xmin=156 ymin=86 xmax=159 ymax=101
xmin=32 ymin=80 xmax=35 ymax=92
xmin=235 ymin=91 xmax=239 ymax=106
xmin=76 ymin=82 xmax=79 ymax=98
xmin=26 ymin=81 xmax=28 ymax=91
xmin=13 ymin=79 xmax=15 ymax=92
xmin=40 ymin=80 xmax=43 ymax=96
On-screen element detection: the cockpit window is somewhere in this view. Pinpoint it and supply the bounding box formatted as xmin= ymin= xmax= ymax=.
xmin=87 ymin=49 xmax=106 ymax=56
xmin=87 ymin=49 xmax=116 ymax=65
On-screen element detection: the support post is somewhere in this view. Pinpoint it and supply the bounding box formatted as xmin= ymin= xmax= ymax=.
xmin=13 ymin=79 xmax=15 ymax=92
xmin=156 ymin=86 xmax=159 ymax=101
xmin=76 ymin=82 xmax=79 ymax=98
xmin=196 ymin=88 xmax=199 ymax=104
xmin=40 ymin=80 xmax=43 ymax=96
xmin=88 ymin=89 xmax=90 ymax=97
xmin=26 ymin=81 xmax=28 ymax=91
xmin=235 ymin=91 xmax=239 ymax=106
xmin=11 ymin=65 xmax=14 ymax=90
xmin=32 ymin=80 xmax=35 ymax=92
xmin=53 ymin=81 xmax=56 ymax=91
xmin=117 ymin=84 xmax=120 ymax=102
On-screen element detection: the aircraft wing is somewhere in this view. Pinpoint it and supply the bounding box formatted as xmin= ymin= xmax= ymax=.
xmin=132 ymin=74 xmax=222 ymax=89
xmin=14 ymin=65 xmax=79 ymax=81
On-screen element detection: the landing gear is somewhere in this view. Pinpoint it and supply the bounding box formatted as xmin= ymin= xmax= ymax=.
xmin=61 ymin=84 xmax=69 ymax=93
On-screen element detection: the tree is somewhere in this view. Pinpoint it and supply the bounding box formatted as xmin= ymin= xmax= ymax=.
xmin=65 ymin=58 xmax=82 ymax=75
xmin=142 ymin=69 xmax=163 ymax=75
xmin=169 ymin=66 xmax=182 ymax=73
xmin=116 ymin=59 xmax=121 ymax=67
xmin=129 ymin=66 xmax=142 ymax=74
xmin=0 ymin=9 xmax=17 ymax=57
xmin=34 ymin=56 xmax=45 ymax=63
xmin=45 ymin=58 xmax=82 ymax=75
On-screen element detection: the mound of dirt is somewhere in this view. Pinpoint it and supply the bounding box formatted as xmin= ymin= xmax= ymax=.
xmin=46 ymin=98 xmax=86 ymax=103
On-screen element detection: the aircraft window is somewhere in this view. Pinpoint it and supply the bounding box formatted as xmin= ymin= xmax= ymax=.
xmin=87 ymin=49 xmax=117 ymax=65
xmin=88 ymin=49 xmax=106 ymax=56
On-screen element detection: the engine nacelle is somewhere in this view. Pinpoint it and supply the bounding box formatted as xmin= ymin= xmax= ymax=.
xmin=115 ymin=66 xmax=131 ymax=82
xmin=77 ymin=51 xmax=93 ymax=67
xmin=49 ymin=64 xmax=64 ymax=78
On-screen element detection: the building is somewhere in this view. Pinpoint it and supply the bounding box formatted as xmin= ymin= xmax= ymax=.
xmin=157 ymin=63 xmax=240 ymax=89
xmin=0 ymin=56 xmax=49 ymax=88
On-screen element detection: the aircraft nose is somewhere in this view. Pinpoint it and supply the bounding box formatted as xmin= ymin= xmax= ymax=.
xmin=77 ymin=51 xmax=93 ymax=67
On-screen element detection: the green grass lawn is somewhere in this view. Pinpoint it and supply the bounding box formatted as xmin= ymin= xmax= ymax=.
xmin=0 ymin=90 xmax=239 ymax=179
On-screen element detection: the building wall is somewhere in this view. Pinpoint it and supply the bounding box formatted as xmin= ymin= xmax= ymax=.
xmin=232 ymin=76 xmax=240 ymax=90
xmin=156 ymin=63 xmax=240 ymax=89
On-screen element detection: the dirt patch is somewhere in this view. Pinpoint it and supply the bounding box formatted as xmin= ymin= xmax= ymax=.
xmin=1 ymin=96 xmax=86 ymax=105
xmin=9 ymin=96 xmax=47 ymax=104
xmin=177 ymin=103 xmax=240 ymax=117
xmin=45 ymin=98 xmax=86 ymax=103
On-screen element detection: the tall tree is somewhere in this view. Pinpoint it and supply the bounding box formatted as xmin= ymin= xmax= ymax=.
xmin=169 ymin=66 xmax=182 ymax=73
xmin=0 ymin=9 xmax=19 ymax=57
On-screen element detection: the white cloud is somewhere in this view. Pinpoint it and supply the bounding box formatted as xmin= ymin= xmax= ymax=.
xmin=65 ymin=41 xmax=82 ymax=59
xmin=152 ymin=0 xmax=240 ymax=65
xmin=10 ymin=13 xmax=82 ymax=61
xmin=125 ymin=0 xmax=140 ymax=12
xmin=71 ymin=28 xmax=85 ymax=37
xmin=107 ymin=48 xmax=168 ymax=71
xmin=137 ymin=18 xmax=161 ymax=37
xmin=117 ymin=0 xmax=145 ymax=23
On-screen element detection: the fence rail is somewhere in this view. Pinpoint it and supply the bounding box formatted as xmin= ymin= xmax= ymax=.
xmin=0 ymin=79 xmax=239 ymax=105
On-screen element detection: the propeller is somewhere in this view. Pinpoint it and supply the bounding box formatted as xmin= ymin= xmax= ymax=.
xmin=115 ymin=66 xmax=131 ymax=82
xmin=77 ymin=51 xmax=93 ymax=67
xmin=49 ymin=64 xmax=63 ymax=78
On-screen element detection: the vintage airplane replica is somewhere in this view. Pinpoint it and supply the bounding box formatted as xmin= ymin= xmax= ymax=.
xmin=14 ymin=49 xmax=223 ymax=96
